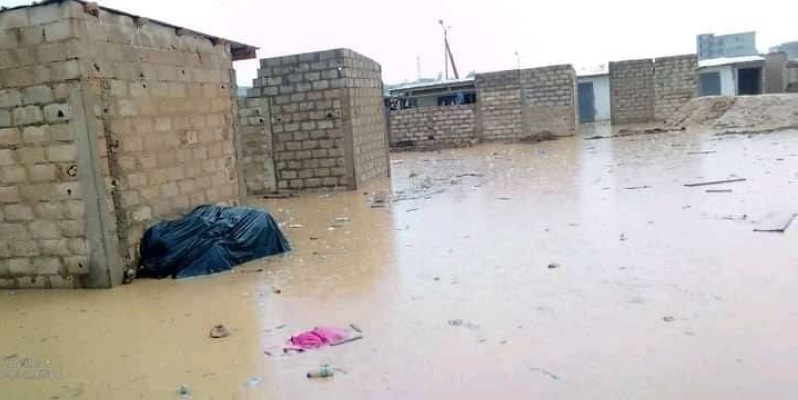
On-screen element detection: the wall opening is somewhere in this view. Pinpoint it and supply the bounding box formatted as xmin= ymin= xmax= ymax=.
xmin=699 ymin=72 xmax=721 ymax=96
xmin=737 ymin=67 xmax=762 ymax=95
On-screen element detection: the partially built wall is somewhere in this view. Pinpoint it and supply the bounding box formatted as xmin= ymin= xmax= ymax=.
xmin=654 ymin=55 xmax=698 ymax=121
xmin=389 ymin=105 xmax=476 ymax=149
xmin=0 ymin=1 xmax=254 ymax=288
xmin=471 ymin=65 xmax=578 ymax=141
xmin=242 ymin=48 xmax=388 ymax=192
xmin=611 ymin=55 xmax=697 ymax=124
xmin=610 ymin=59 xmax=655 ymax=125
xmin=520 ymin=65 xmax=578 ymax=137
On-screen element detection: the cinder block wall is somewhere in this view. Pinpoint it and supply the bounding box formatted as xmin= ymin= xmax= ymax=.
xmin=520 ymin=65 xmax=577 ymax=136
xmin=474 ymin=70 xmax=522 ymax=139
xmin=0 ymin=3 xmax=89 ymax=289
xmin=346 ymin=56 xmax=389 ymax=186
xmin=0 ymin=1 xmax=241 ymax=288
xmin=237 ymin=96 xmax=274 ymax=194
xmin=764 ymin=52 xmax=788 ymax=94
xmin=653 ymin=54 xmax=697 ymax=122
xmin=388 ymin=105 xmax=476 ymax=149
xmin=244 ymin=49 xmax=388 ymax=191
xmin=474 ymin=65 xmax=577 ymax=140
xmin=84 ymin=8 xmax=239 ymax=269
xmin=609 ymin=59 xmax=655 ymax=124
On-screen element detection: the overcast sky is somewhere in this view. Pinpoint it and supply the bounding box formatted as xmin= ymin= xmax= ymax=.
xmin=3 ymin=0 xmax=796 ymax=87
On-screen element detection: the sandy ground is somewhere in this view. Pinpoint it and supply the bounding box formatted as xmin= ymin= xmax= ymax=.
xmin=3 ymin=124 xmax=798 ymax=399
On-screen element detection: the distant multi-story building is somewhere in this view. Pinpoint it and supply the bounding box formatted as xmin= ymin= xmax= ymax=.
xmin=697 ymin=32 xmax=757 ymax=60
xmin=769 ymin=41 xmax=798 ymax=59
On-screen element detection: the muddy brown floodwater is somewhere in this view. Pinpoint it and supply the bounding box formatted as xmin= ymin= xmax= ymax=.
xmin=3 ymin=124 xmax=798 ymax=399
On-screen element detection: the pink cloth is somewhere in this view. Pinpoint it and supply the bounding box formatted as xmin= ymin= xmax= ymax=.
xmin=288 ymin=326 xmax=348 ymax=350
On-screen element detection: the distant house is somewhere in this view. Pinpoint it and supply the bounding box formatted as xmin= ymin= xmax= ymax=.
xmin=697 ymin=56 xmax=764 ymax=96
xmin=387 ymin=78 xmax=476 ymax=109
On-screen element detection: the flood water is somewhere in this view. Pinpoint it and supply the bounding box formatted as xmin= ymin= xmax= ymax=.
xmin=3 ymin=125 xmax=798 ymax=399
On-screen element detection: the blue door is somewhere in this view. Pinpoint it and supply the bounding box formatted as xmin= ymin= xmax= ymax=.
xmin=577 ymin=82 xmax=595 ymax=123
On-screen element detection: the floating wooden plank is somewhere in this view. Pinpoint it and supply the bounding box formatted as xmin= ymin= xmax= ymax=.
xmin=754 ymin=212 xmax=796 ymax=232
xmin=684 ymin=178 xmax=747 ymax=187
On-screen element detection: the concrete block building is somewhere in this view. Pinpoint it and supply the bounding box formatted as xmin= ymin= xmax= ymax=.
xmin=0 ymin=0 xmax=256 ymax=288
xmin=386 ymin=64 xmax=578 ymax=149
xmin=239 ymin=49 xmax=389 ymax=193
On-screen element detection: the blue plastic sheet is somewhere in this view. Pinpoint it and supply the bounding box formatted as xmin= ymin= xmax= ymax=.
xmin=139 ymin=205 xmax=290 ymax=278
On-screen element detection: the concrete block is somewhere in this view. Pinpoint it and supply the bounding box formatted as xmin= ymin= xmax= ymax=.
xmin=28 ymin=164 xmax=56 ymax=182
xmin=0 ymin=166 xmax=26 ymax=184
xmin=64 ymin=256 xmax=88 ymax=274
xmin=4 ymin=204 xmax=34 ymax=221
xmin=131 ymin=205 xmax=152 ymax=222
xmin=12 ymin=106 xmax=43 ymax=126
xmin=0 ymin=186 xmax=20 ymax=203
xmin=0 ymin=8 xmax=30 ymax=29
xmin=0 ymin=128 xmax=20 ymax=146
xmin=21 ymin=126 xmax=48 ymax=144
xmin=44 ymin=20 xmax=73 ymax=42
xmin=0 ymin=110 xmax=10 ymax=128
xmin=59 ymin=220 xmax=84 ymax=237
xmin=17 ymin=147 xmax=45 ymax=164
xmin=22 ymin=85 xmax=54 ymax=105
xmin=40 ymin=239 xmax=69 ymax=256
xmin=31 ymin=257 xmax=61 ymax=275
xmin=35 ymin=202 xmax=62 ymax=219
xmin=29 ymin=220 xmax=60 ymax=239
xmin=50 ymin=60 xmax=80 ymax=81
xmin=0 ymin=90 xmax=23 ymax=109
xmin=43 ymin=103 xmax=71 ymax=122
xmin=67 ymin=238 xmax=89 ymax=255
xmin=46 ymin=144 xmax=76 ymax=162
xmin=8 ymin=258 xmax=32 ymax=275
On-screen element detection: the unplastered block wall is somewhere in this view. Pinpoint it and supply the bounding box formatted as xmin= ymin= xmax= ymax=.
xmin=81 ymin=6 xmax=239 ymax=271
xmin=653 ymin=54 xmax=697 ymax=122
xmin=0 ymin=2 xmax=99 ymax=288
xmin=345 ymin=55 xmax=389 ymax=185
xmin=474 ymin=69 xmax=522 ymax=140
xmin=0 ymin=1 xmax=242 ymax=288
xmin=247 ymin=48 xmax=388 ymax=191
xmin=237 ymin=96 xmax=274 ymax=194
xmin=610 ymin=59 xmax=655 ymax=124
xmin=521 ymin=65 xmax=577 ymax=136
xmin=763 ymin=52 xmax=787 ymax=94
xmin=388 ymin=105 xmax=476 ymax=148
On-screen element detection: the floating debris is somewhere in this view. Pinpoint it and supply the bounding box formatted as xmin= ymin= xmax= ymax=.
xmin=684 ymin=177 xmax=747 ymax=187
xmin=209 ymin=324 xmax=231 ymax=339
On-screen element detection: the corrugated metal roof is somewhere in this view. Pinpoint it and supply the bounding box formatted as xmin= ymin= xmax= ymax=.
xmin=390 ymin=77 xmax=475 ymax=92
xmin=698 ymin=55 xmax=764 ymax=68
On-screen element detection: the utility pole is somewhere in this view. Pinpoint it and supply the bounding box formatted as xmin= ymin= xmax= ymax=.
xmin=438 ymin=19 xmax=460 ymax=80
xmin=439 ymin=20 xmax=449 ymax=79
xmin=515 ymin=50 xmax=521 ymax=70
xmin=416 ymin=55 xmax=421 ymax=81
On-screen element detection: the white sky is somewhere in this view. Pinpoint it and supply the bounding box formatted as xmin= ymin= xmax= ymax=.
xmin=3 ymin=0 xmax=796 ymax=87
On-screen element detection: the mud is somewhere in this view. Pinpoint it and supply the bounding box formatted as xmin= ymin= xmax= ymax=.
xmin=2 ymin=125 xmax=798 ymax=399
